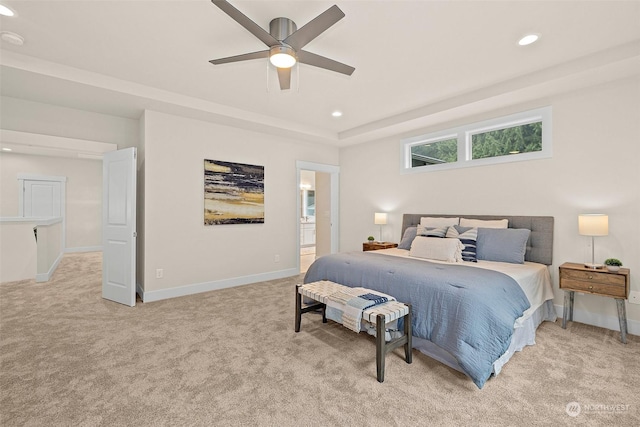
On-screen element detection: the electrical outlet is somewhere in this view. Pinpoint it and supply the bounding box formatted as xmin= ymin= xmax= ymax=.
xmin=274 ymin=254 xmax=280 ymax=263
xmin=156 ymin=268 xmax=163 ymax=279
xmin=629 ymin=291 xmax=640 ymax=305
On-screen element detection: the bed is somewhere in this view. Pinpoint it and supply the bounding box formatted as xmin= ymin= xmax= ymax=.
xmin=304 ymin=214 xmax=556 ymax=388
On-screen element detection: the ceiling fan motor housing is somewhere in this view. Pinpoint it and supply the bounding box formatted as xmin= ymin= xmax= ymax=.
xmin=269 ymin=17 xmax=297 ymax=42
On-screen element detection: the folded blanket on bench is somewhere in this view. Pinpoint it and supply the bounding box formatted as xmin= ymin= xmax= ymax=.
xmin=325 ymin=288 xmax=395 ymax=333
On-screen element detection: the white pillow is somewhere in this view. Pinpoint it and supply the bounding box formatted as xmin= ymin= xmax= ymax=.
xmin=409 ymin=236 xmax=464 ymax=263
xmin=420 ymin=216 xmax=460 ymax=227
xmin=459 ymin=218 xmax=508 ymax=229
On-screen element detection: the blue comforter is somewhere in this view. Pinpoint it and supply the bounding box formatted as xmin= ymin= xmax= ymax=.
xmin=304 ymin=252 xmax=531 ymax=388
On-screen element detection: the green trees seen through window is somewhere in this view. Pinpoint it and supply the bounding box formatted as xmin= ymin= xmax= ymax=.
xmin=472 ymin=122 xmax=542 ymax=159
xmin=410 ymin=138 xmax=457 ymax=166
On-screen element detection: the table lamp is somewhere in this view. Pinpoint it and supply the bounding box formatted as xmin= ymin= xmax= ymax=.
xmin=578 ymin=214 xmax=608 ymax=269
xmin=374 ymin=212 xmax=387 ymax=242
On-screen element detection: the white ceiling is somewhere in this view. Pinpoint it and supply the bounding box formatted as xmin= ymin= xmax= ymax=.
xmin=1 ymin=0 xmax=639 ymax=148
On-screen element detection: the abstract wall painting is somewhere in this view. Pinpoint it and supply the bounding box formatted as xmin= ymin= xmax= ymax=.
xmin=204 ymin=159 xmax=264 ymax=225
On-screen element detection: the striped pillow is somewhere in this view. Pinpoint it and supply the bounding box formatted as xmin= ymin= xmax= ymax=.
xmin=446 ymin=225 xmax=478 ymax=262
xmin=416 ymin=225 xmax=448 ymax=238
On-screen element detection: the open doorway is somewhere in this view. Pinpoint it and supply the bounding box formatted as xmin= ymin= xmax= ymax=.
xmin=299 ymin=170 xmax=315 ymax=273
xmin=296 ymin=161 xmax=339 ymax=274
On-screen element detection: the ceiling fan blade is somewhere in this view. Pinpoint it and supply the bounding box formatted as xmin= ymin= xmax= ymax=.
xmin=297 ymin=50 xmax=355 ymax=76
xmin=277 ymin=67 xmax=291 ymax=90
xmin=211 ymin=0 xmax=279 ymax=47
xmin=209 ymin=50 xmax=269 ymax=65
xmin=283 ymin=5 xmax=345 ymax=51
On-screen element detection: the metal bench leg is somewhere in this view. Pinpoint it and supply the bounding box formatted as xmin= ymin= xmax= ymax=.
xmin=295 ymin=284 xmax=302 ymax=332
xmin=376 ymin=313 xmax=385 ymax=383
xmin=404 ymin=304 xmax=412 ymax=364
xmin=295 ymin=284 xmax=327 ymax=332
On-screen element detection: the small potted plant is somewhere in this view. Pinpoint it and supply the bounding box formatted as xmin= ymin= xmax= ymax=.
xmin=604 ymin=258 xmax=622 ymax=272
xmin=367 ymin=236 xmax=375 ymax=243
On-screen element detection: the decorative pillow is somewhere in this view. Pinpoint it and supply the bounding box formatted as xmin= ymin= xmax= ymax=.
xmin=420 ymin=217 xmax=460 ymax=227
xmin=460 ymin=218 xmax=508 ymax=229
xmin=445 ymin=225 xmax=478 ymax=262
xmin=416 ymin=225 xmax=448 ymax=238
xmin=476 ymin=228 xmax=531 ymax=264
xmin=397 ymin=226 xmax=417 ymax=250
xmin=409 ymin=236 xmax=463 ymax=263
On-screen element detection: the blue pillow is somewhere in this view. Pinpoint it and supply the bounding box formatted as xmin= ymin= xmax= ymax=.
xmin=398 ymin=226 xmax=417 ymax=250
xmin=446 ymin=225 xmax=478 ymax=262
xmin=476 ymin=228 xmax=531 ymax=264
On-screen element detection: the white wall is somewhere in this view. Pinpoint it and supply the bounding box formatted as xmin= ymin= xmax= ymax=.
xmin=0 ymin=153 xmax=102 ymax=250
xmin=136 ymin=113 xmax=147 ymax=292
xmin=0 ymin=221 xmax=37 ymax=282
xmin=140 ymin=110 xmax=339 ymax=299
xmin=339 ymin=77 xmax=640 ymax=330
xmin=1 ymin=97 xmax=139 ymax=149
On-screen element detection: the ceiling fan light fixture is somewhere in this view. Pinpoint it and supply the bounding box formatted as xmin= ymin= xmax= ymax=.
xmin=269 ymin=45 xmax=296 ymax=68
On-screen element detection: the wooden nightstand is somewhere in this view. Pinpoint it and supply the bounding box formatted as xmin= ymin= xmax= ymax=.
xmin=363 ymin=242 xmax=398 ymax=252
xmin=559 ymin=262 xmax=630 ymax=343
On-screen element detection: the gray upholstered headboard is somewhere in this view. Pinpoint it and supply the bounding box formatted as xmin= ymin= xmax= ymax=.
xmin=401 ymin=214 xmax=554 ymax=265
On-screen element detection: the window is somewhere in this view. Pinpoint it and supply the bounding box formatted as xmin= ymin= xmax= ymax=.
xmin=401 ymin=107 xmax=551 ymax=173
xmin=410 ymin=137 xmax=457 ymax=167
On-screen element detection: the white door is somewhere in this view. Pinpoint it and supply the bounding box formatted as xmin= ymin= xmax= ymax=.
xmin=24 ymin=181 xmax=61 ymax=217
xmin=19 ymin=175 xmax=67 ymax=249
xmin=102 ymin=148 xmax=137 ymax=306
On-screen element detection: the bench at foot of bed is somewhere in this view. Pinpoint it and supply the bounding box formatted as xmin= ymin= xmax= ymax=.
xmin=295 ymin=280 xmax=412 ymax=382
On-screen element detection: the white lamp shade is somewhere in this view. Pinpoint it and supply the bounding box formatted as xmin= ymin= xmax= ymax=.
xmin=578 ymin=214 xmax=608 ymax=236
xmin=374 ymin=212 xmax=388 ymax=225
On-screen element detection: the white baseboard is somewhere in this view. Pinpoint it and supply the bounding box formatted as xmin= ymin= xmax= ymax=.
xmin=139 ymin=267 xmax=300 ymax=303
xmin=35 ymin=252 xmax=63 ymax=283
xmin=64 ymin=246 xmax=102 ymax=253
xmin=554 ymin=303 xmax=639 ymax=336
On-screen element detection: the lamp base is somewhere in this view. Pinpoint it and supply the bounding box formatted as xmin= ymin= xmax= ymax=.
xmin=583 ymin=263 xmax=604 ymax=269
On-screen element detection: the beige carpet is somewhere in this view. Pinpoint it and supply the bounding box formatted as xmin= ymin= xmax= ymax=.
xmin=1 ymin=252 xmax=638 ymax=426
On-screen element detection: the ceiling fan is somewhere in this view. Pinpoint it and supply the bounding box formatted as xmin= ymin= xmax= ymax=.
xmin=209 ymin=0 xmax=355 ymax=90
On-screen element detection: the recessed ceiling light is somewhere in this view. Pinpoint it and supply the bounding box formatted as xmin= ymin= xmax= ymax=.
xmin=2 ymin=147 xmax=12 ymax=152
xmin=1 ymin=31 xmax=24 ymax=46
xmin=0 ymin=4 xmax=15 ymax=17
xmin=518 ymin=34 xmax=540 ymax=46
xmin=331 ymin=111 xmax=343 ymax=117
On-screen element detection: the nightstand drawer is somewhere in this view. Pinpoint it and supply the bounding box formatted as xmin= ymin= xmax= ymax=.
xmin=560 ymin=268 xmax=625 ymax=287
xmin=560 ymin=277 xmax=626 ymax=298
xmin=363 ymin=242 xmax=398 ymax=251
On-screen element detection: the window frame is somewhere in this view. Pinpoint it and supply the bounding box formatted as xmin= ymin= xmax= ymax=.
xmin=401 ymin=107 xmax=552 ymax=174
